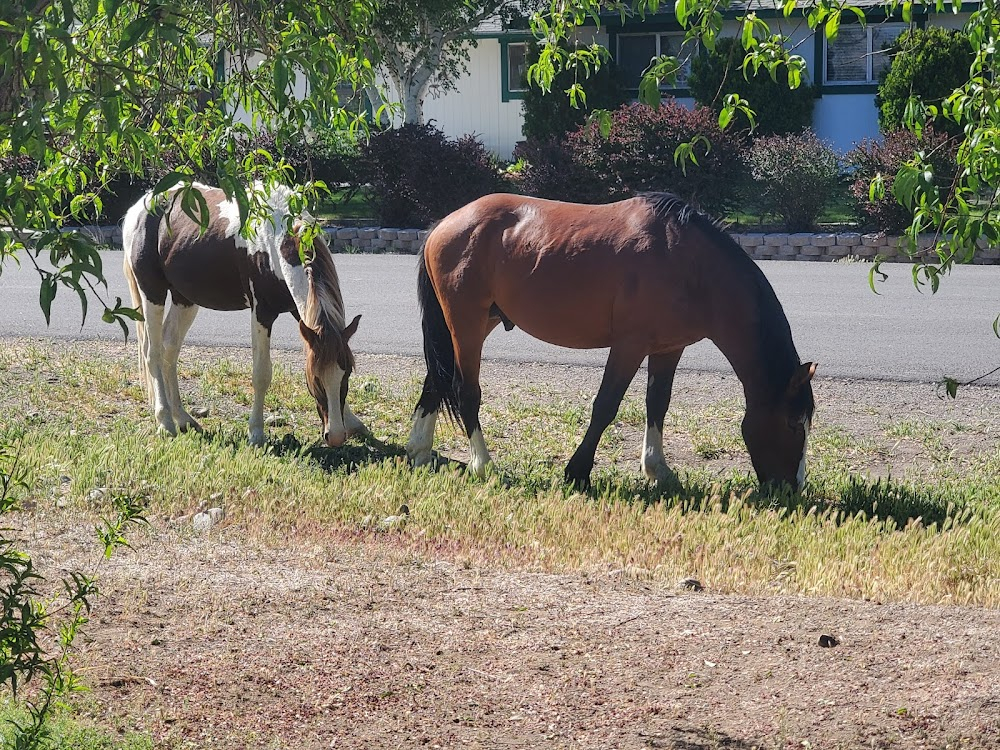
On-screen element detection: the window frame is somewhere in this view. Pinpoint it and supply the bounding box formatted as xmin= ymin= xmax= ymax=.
xmin=615 ymin=30 xmax=697 ymax=93
xmin=822 ymin=21 xmax=908 ymax=88
xmin=500 ymin=37 xmax=531 ymax=102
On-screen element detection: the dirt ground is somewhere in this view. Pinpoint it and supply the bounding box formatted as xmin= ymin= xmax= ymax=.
xmin=10 ymin=345 xmax=1000 ymax=749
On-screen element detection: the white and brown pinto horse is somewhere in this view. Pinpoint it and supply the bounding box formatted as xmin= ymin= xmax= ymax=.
xmin=408 ymin=192 xmax=816 ymax=490
xmin=122 ymin=183 xmax=366 ymax=446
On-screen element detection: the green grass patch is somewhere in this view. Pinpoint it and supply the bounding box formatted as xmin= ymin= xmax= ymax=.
xmin=2 ymin=340 xmax=999 ymax=606
xmin=315 ymin=189 xmax=373 ymax=222
xmin=0 ymin=703 xmax=152 ymax=750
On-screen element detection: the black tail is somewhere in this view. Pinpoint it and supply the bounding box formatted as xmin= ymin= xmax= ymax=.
xmin=417 ymin=249 xmax=463 ymax=427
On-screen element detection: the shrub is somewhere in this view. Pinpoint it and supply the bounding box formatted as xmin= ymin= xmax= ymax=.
xmin=510 ymin=138 xmax=608 ymax=203
xmin=567 ymin=100 xmax=747 ymax=215
xmin=846 ymin=127 xmax=960 ymax=233
xmin=688 ymin=37 xmax=816 ymax=136
xmin=357 ymin=123 xmax=506 ymax=227
xmin=307 ymin=126 xmax=362 ymax=187
xmin=743 ymin=130 xmax=840 ymax=231
xmin=521 ymin=42 xmax=629 ymax=141
xmin=876 ymin=26 xmax=973 ymax=137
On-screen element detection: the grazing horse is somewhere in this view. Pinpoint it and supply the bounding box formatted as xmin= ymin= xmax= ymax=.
xmin=406 ymin=192 xmax=816 ymax=490
xmin=122 ymin=183 xmax=366 ymax=446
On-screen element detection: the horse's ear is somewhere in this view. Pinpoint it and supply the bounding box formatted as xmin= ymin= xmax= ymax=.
xmin=786 ymin=361 xmax=817 ymax=396
xmin=298 ymin=320 xmax=320 ymax=347
xmin=343 ymin=314 xmax=361 ymax=340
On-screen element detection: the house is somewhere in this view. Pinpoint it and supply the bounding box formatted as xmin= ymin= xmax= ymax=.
xmin=411 ymin=1 xmax=975 ymax=157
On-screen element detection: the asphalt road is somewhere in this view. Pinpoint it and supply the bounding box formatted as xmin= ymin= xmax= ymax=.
xmin=0 ymin=252 xmax=997 ymax=384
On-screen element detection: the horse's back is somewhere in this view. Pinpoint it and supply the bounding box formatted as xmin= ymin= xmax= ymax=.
xmin=423 ymin=194 xmax=691 ymax=349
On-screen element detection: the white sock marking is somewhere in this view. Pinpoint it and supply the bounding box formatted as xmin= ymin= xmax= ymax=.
xmin=642 ymin=423 xmax=670 ymax=482
xmin=406 ymin=408 xmax=437 ymax=466
xmin=468 ymin=427 xmax=492 ymax=478
xmin=249 ymin=316 xmax=273 ymax=445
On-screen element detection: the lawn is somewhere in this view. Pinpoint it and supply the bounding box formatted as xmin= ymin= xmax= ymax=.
xmin=1 ymin=339 xmax=997 ymax=608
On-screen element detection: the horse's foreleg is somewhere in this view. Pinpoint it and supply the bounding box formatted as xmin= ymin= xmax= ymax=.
xmin=344 ymin=404 xmax=369 ymax=438
xmin=162 ymin=302 xmax=201 ymax=433
xmin=643 ymin=349 xmax=684 ymax=483
xmin=565 ymin=345 xmax=645 ymax=489
xmin=406 ymin=374 xmax=440 ymax=467
xmin=141 ymin=300 xmax=176 ymax=437
xmin=248 ymin=315 xmax=273 ymax=446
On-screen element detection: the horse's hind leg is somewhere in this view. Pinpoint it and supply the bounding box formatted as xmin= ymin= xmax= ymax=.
xmin=643 ymin=349 xmax=684 ymax=482
xmin=161 ymin=301 xmax=201 ymax=433
xmin=406 ymin=375 xmax=441 ymax=467
xmin=139 ymin=298 xmax=177 ymax=437
xmin=565 ymin=344 xmax=646 ymax=488
xmin=455 ymin=335 xmax=492 ymax=478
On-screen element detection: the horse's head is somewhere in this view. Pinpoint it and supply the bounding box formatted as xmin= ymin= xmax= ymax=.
xmin=299 ymin=314 xmax=361 ymax=447
xmin=741 ymin=362 xmax=817 ymax=491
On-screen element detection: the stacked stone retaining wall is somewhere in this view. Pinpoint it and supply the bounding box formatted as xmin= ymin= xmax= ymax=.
xmin=52 ymin=224 xmax=1000 ymax=264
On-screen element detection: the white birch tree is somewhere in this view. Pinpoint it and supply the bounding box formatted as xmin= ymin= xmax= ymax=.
xmin=371 ymin=0 xmax=526 ymax=125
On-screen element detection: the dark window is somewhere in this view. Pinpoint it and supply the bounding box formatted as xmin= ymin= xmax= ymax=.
xmin=617 ymin=33 xmax=695 ymax=89
xmin=507 ymin=42 xmax=528 ymax=92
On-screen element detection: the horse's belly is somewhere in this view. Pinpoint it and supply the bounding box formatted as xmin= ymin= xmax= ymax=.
xmin=497 ymin=292 xmax=614 ymax=349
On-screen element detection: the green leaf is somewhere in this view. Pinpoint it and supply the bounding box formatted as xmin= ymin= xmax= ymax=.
xmin=274 ymin=57 xmax=290 ymax=111
xmin=939 ymin=377 xmax=959 ymax=399
xmin=825 ymin=12 xmax=841 ymax=41
xmin=105 ymin=0 xmax=123 ymax=21
xmin=151 ymin=171 xmax=188 ymax=196
xmin=718 ymin=106 xmax=733 ymax=129
xmin=675 ymin=0 xmax=689 ymax=26
xmin=902 ymin=2 xmax=912 ymax=22
xmin=118 ymin=16 xmax=154 ymax=52
xmin=39 ymin=275 xmax=57 ymax=325
xmin=868 ymin=261 xmax=887 ymax=294
xmin=638 ymin=75 xmax=661 ymax=108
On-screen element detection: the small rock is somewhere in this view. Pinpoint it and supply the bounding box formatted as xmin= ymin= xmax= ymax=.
xmin=193 ymin=507 xmax=225 ymax=532
xmin=209 ymin=492 xmax=223 ymax=503
xmin=190 ymin=406 xmax=210 ymax=418
xmin=360 ymin=514 xmax=376 ymax=529
xmin=55 ymin=498 xmax=69 ymax=509
xmin=88 ymin=487 xmax=107 ymax=502
xmin=378 ymin=512 xmax=407 ymax=531
xmin=679 ymin=577 xmax=704 ymax=592
xmin=265 ymin=415 xmax=288 ymax=427
xmin=819 ymin=634 xmax=839 ymax=648
xmin=59 ymin=475 xmax=71 ymax=485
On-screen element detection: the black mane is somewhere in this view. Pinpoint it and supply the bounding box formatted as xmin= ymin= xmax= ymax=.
xmin=640 ymin=192 xmax=808 ymax=405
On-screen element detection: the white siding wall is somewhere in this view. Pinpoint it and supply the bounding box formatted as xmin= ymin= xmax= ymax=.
xmin=420 ymin=41 xmax=524 ymax=157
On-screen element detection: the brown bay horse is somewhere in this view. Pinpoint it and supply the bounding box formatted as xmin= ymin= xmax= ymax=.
xmin=406 ymin=192 xmax=816 ymax=490
xmin=122 ymin=183 xmax=366 ymax=446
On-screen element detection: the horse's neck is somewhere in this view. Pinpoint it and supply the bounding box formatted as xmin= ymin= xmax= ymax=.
xmin=268 ymin=243 xmax=310 ymax=319
xmin=705 ymin=271 xmax=795 ymax=407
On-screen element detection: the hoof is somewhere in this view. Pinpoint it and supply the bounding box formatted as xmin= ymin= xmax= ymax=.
xmin=249 ymin=429 xmax=266 ymax=447
xmin=157 ymin=423 xmax=178 ymax=438
xmin=347 ymin=422 xmax=371 ymax=439
xmin=177 ymin=417 xmax=203 ymax=434
xmin=467 ymin=457 xmax=491 ymax=479
xmin=563 ymin=468 xmax=592 ymax=491
xmin=407 ymin=448 xmax=434 ymax=468
xmin=642 ymin=460 xmax=672 ymax=484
